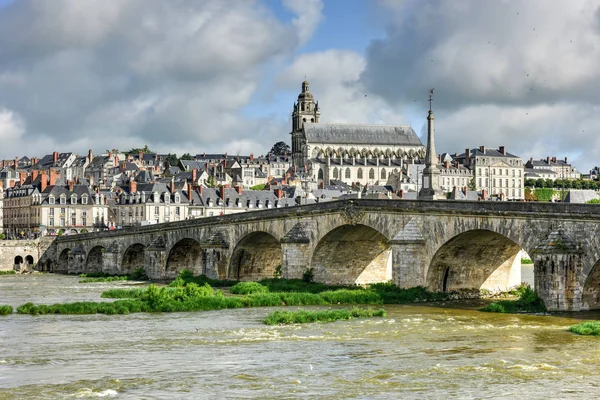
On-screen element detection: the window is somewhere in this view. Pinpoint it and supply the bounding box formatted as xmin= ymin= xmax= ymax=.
xmin=369 ymin=168 xmax=375 ymax=179
xmin=50 ymin=208 xmax=54 ymax=216
xmin=345 ymin=168 xmax=351 ymax=179
xmin=333 ymin=167 xmax=338 ymax=179
xmin=357 ymin=168 xmax=363 ymax=179
xmin=155 ymin=207 xmax=159 ymax=215
xmin=174 ymin=194 xmax=180 ymax=203
xmin=175 ymin=207 xmax=180 ymax=215
xmin=71 ymin=216 xmax=76 ymax=226
xmin=60 ymin=218 xmax=65 ymax=226
xmin=61 ymin=208 xmax=66 ymax=215
xmin=71 ymin=195 xmax=77 ymax=205
xmin=49 ymin=218 xmax=54 ymax=226
xmin=49 ymin=196 xmax=55 ymax=205
xmin=381 ymin=169 xmax=386 ymax=179
xmin=82 ymin=196 xmax=88 ymax=205
xmin=60 ymin=195 xmax=66 ymax=205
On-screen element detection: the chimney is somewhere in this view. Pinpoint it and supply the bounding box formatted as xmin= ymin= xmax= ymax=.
xmin=454 ymin=161 xmax=459 ymax=168
xmin=192 ymin=169 xmax=197 ymax=184
xmin=19 ymin=171 xmax=26 ymax=185
xmin=552 ymin=156 xmax=557 ymax=163
xmin=250 ymin=153 xmax=254 ymax=162
xmin=500 ymin=192 xmax=505 ymax=201
xmin=53 ymin=152 xmax=58 ymax=163
xmin=219 ymin=186 xmax=225 ymax=200
xmin=275 ymin=188 xmax=283 ymax=199
xmin=225 ymin=152 xmax=228 ymax=158
xmin=564 ymin=157 xmax=568 ymax=163
xmin=235 ymin=185 xmax=242 ymax=195
xmin=546 ymin=156 xmax=550 ymax=164
xmin=68 ymin=180 xmax=74 ymax=192
xmin=108 ymin=151 xmax=111 ymax=158
xmin=187 ymin=182 xmax=192 ymax=198
xmin=155 ymin=153 xmax=158 ymax=162
xmin=479 ymin=145 xmax=486 ymax=153
xmin=530 ymin=157 xmax=533 ymax=163
xmin=49 ymin=169 xmax=59 ymax=186
xmin=32 ymin=157 xmax=38 ymax=165
xmin=41 ymin=172 xmax=47 ymax=192
xmin=88 ymin=149 xmax=93 ymax=162
xmin=197 ymin=186 xmax=203 ymax=196
xmin=121 ymin=162 xmax=125 ymax=173
xmin=452 ymin=186 xmax=458 ymax=198
xmin=139 ymin=151 xmax=143 ymax=162
xmin=170 ymin=179 xmax=175 ymax=194
xmin=399 ymin=189 xmax=404 ymax=199
xmin=114 ymin=155 xmax=119 ymax=167
xmin=130 ymin=180 xmax=137 ymax=193
xmin=9 ymin=180 xmax=15 ymax=188
xmin=444 ymin=160 xmax=450 ymax=169
xmin=464 ymin=186 xmax=468 ymax=196
xmin=14 ymin=156 xmax=18 ymax=170
xmin=499 ymin=146 xmax=506 ymax=155
xmin=31 ymin=170 xmax=39 ymax=182
xmin=465 ymin=149 xmax=470 ymax=166
xmin=482 ymin=189 xmax=488 ymax=200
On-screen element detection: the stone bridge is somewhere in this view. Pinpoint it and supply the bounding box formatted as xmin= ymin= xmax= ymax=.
xmin=37 ymin=199 xmax=600 ymax=311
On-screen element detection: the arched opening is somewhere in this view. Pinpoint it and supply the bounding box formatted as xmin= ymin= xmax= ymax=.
xmin=311 ymin=224 xmax=391 ymax=285
xmin=70 ymin=229 xmax=78 ymax=235
xmin=582 ymin=260 xmax=600 ymax=310
xmin=121 ymin=243 xmax=146 ymax=275
xmin=14 ymin=256 xmax=23 ymax=266
xmin=86 ymin=246 xmax=105 ymax=273
xmin=166 ymin=238 xmax=203 ymax=278
xmin=58 ymin=248 xmax=70 ymax=272
xmin=426 ymin=230 xmax=528 ymax=292
xmin=25 ymin=255 xmax=34 ymax=266
xmin=229 ymin=232 xmax=281 ymax=281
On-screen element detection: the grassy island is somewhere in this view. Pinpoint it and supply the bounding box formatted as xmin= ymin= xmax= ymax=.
xmin=479 ymin=284 xmax=546 ymax=314
xmin=0 ymin=305 xmax=13 ymax=315
xmin=264 ymin=308 xmax=386 ymax=325
xmin=569 ymin=321 xmax=600 ymax=336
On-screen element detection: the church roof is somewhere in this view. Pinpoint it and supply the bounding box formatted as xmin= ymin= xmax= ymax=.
xmin=304 ymin=123 xmax=423 ymax=146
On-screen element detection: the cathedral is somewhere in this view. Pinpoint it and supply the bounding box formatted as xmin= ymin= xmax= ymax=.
xmin=290 ymin=81 xmax=426 ymax=187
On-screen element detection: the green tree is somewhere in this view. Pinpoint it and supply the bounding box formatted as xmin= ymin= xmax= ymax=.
xmin=124 ymin=145 xmax=155 ymax=156
xmin=535 ymin=178 xmax=545 ymax=188
xmin=166 ymin=153 xmax=178 ymax=167
xmin=206 ymin=175 xmax=217 ymax=188
xmin=180 ymin=153 xmax=194 ymax=160
xmin=269 ymin=141 xmax=291 ymax=156
xmin=468 ymin=177 xmax=476 ymax=191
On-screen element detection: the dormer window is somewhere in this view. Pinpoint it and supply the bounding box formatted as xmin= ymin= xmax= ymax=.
xmin=60 ymin=195 xmax=66 ymax=205
xmin=71 ymin=194 xmax=77 ymax=205
xmin=81 ymin=195 xmax=88 ymax=205
xmin=164 ymin=193 xmax=170 ymax=203
xmin=174 ymin=194 xmax=180 ymax=203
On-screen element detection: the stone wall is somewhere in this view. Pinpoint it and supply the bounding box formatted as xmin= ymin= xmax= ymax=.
xmin=0 ymin=237 xmax=54 ymax=272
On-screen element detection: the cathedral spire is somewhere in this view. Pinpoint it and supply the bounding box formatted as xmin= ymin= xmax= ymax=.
xmin=419 ymin=89 xmax=443 ymax=200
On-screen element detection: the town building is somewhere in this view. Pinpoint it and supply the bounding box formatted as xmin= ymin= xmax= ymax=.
xmin=525 ymin=156 xmax=580 ymax=180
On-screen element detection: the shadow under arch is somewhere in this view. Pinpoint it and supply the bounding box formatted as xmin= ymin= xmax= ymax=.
xmin=426 ymin=229 xmax=526 ymax=292
xmin=86 ymin=246 xmax=105 ymax=273
xmin=310 ymin=224 xmax=391 ymax=285
xmin=582 ymin=259 xmax=600 ymax=310
xmin=166 ymin=238 xmax=203 ymax=279
xmin=229 ymin=232 xmax=281 ymax=281
xmin=57 ymin=248 xmax=71 ymax=273
xmin=121 ymin=243 xmax=146 ymax=275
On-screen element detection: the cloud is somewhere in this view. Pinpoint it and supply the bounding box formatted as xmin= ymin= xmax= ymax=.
xmin=0 ymin=0 xmax=322 ymax=159
xmin=361 ymin=0 xmax=600 ymax=170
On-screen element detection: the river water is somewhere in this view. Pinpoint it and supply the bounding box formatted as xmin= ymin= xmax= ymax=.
xmin=1 ymin=274 xmax=600 ymax=399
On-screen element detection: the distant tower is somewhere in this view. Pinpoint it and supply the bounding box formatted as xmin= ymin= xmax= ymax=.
xmin=291 ymin=80 xmax=321 ymax=167
xmin=419 ymin=89 xmax=443 ymax=200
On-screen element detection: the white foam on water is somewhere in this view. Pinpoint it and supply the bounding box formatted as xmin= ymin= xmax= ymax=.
xmin=74 ymin=388 xmax=118 ymax=398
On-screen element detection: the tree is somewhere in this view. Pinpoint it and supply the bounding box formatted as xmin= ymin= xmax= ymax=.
xmin=124 ymin=145 xmax=155 ymax=156
xmin=468 ymin=177 xmax=476 ymax=191
xmin=206 ymin=175 xmax=217 ymax=188
xmin=180 ymin=153 xmax=194 ymax=160
xmin=269 ymin=141 xmax=291 ymax=156
xmin=166 ymin=153 xmax=178 ymax=167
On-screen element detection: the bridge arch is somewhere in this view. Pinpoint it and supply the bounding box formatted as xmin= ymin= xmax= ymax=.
xmin=86 ymin=246 xmax=105 ymax=273
xmin=25 ymin=255 xmax=34 ymax=266
xmin=166 ymin=238 xmax=203 ymax=278
xmin=14 ymin=256 xmax=23 ymax=266
xmin=310 ymin=224 xmax=391 ymax=285
xmin=425 ymin=229 xmax=527 ymax=292
xmin=582 ymin=259 xmax=600 ymax=310
xmin=121 ymin=243 xmax=146 ymax=275
xmin=58 ymin=248 xmax=71 ymax=272
xmin=229 ymin=232 xmax=281 ymax=281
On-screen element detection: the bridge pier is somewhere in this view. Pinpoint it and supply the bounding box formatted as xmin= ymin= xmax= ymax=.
xmin=533 ymin=229 xmax=584 ymax=311
xmin=145 ymin=248 xmax=167 ymax=280
xmin=68 ymin=246 xmax=87 ymax=274
xmin=280 ymin=223 xmax=313 ymax=280
xmin=202 ymin=249 xmax=222 ymax=280
xmin=390 ymin=242 xmax=427 ymax=288
xmin=102 ymin=243 xmax=121 ymax=275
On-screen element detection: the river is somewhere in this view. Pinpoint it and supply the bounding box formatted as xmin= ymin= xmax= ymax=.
xmin=1 ymin=274 xmax=599 ymax=399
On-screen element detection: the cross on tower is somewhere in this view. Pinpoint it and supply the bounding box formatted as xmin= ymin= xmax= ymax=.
xmin=428 ymin=88 xmax=434 ymax=110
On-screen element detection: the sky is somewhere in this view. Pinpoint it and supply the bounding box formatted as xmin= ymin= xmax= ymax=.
xmin=0 ymin=0 xmax=599 ymax=171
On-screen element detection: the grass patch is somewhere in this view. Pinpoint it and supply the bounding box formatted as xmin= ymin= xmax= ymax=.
xmin=0 ymin=270 xmax=16 ymax=275
xmin=79 ymin=268 xmax=148 ymax=283
xmin=569 ymin=321 xmax=600 ymax=336
xmin=169 ymin=270 xmax=237 ymax=288
xmin=230 ymin=282 xmax=269 ymax=295
xmin=264 ymin=307 xmax=386 ymax=325
xmin=0 ymin=305 xmax=13 ymax=315
xmin=479 ymin=284 xmax=546 ymax=313
xmin=80 ymin=276 xmax=130 ymax=283
xmin=258 ymin=278 xmax=357 ymax=294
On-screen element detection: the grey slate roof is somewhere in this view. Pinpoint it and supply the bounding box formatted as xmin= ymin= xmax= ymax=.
xmin=304 ymin=123 xmax=423 ymax=146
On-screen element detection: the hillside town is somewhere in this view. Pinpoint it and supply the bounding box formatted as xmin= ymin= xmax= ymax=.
xmin=1 ymin=81 xmax=598 ymax=239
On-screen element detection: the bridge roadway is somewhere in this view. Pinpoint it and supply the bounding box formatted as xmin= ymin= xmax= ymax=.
xmin=38 ymin=199 xmax=600 ymax=311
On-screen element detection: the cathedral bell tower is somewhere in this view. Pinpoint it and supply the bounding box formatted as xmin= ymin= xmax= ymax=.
xmin=291 ymin=80 xmax=321 ymax=168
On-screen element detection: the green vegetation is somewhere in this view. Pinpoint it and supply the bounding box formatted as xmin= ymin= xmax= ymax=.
xmin=302 ymin=268 xmax=314 ymax=283
xmin=79 ymin=268 xmax=148 ymax=283
xmin=249 ymin=184 xmax=266 ymax=190
xmin=521 ymin=258 xmax=533 ymax=264
xmin=230 ymin=282 xmax=269 ymax=295
xmin=168 ymin=270 xmax=236 ymax=288
xmin=264 ymin=307 xmax=386 ymax=325
xmin=0 ymin=233 xmax=6 ymax=240
xmin=569 ymin=321 xmax=600 ymax=336
xmin=0 ymin=305 xmax=13 ymax=315
xmin=0 ymin=270 xmax=16 ymax=275
xmin=479 ymin=284 xmax=546 ymax=313
xmin=586 ymin=198 xmax=600 ymax=204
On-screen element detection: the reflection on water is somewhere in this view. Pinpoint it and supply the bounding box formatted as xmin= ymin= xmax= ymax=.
xmin=1 ymin=274 xmax=599 ymax=399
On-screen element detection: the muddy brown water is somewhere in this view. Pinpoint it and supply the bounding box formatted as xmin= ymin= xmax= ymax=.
xmin=1 ymin=274 xmax=599 ymax=399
